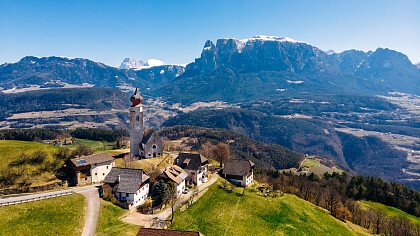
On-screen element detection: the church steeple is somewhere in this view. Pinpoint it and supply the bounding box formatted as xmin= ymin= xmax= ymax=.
xmin=130 ymin=87 xmax=143 ymax=107
xmin=129 ymin=87 xmax=144 ymax=158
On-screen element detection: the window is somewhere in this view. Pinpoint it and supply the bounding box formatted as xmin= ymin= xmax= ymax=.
xmin=126 ymin=193 xmax=129 ymax=197
xmin=152 ymin=144 xmax=157 ymax=149
xmin=103 ymin=173 xmax=105 ymax=176
xmin=136 ymin=116 xmax=139 ymax=121
xmin=106 ymin=166 xmax=109 ymax=169
xmin=95 ymin=173 xmax=97 ymax=176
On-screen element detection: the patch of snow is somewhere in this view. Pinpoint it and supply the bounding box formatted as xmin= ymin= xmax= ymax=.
xmin=203 ymin=46 xmax=213 ymax=51
xmin=247 ymin=35 xmax=303 ymax=43
xmin=276 ymin=88 xmax=286 ymax=92
xmin=287 ymin=80 xmax=304 ymax=84
xmin=160 ymin=69 xmax=165 ymax=74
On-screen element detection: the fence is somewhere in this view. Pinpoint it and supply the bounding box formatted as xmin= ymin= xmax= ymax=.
xmin=0 ymin=190 xmax=73 ymax=207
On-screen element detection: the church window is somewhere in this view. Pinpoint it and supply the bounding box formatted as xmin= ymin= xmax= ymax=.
xmin=152 ymin=144 xmax=157 ymax=149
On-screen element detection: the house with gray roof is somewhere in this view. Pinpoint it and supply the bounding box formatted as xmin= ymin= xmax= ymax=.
xmin=222 ymin=159 xmax=255 ymax=187
xmin=70 ymin=153 xmax=115 ymax=186
xmin=104 ymin=167 xmax=150 ymax=209
xmin=174 ymin=153 xmax=209 ymax=186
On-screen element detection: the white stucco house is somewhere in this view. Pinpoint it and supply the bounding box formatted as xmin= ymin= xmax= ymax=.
xmin=174 ymin=153 xmax=209 ymax=187
xmin=104 ymin=167 xmax=150 ymax=209
xmin=222 ymin=159 xmax=254 ymax=187
xmin=70 ymin=153 xmax=115 ymax=186
xmin=159 ymin=165 xmax=188 ymax=197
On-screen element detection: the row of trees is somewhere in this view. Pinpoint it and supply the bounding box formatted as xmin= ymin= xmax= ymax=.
xmin=0 ymin=128 xmax=129 ymax=143
xmin=257 ymin=171 xmax=420 ymax=235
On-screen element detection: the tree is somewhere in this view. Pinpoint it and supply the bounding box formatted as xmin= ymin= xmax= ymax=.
xmin=213 ymin=143 xmax=230 ymax=168
xmin=199 ymin=142 xmax=215 ymax=159
xmin=71 ymin=145 xmax=93 ymax=157
xmin=165 ymin=182 xmax=177 ymax=224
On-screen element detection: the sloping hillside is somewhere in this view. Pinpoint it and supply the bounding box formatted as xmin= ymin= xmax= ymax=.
xmin=170 ymin=179 xmax=370 ymax=236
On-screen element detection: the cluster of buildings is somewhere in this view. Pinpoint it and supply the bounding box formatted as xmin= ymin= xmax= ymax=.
xmin=69 ymin=88 xmax=254 ymax=209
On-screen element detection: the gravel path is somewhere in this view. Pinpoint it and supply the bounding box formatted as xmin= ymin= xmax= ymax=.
xmin=76 ymin=187 xmax=101 ymax=236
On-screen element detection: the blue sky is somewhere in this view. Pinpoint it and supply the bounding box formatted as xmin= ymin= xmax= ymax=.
xmin=1 ymin=0 xmax=419 ymax=67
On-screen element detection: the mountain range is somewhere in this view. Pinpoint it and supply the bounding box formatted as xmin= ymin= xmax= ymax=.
xmin=0 ymin=56 xmax=184 ymax=93
xmin=0 ymin=35 xmax=418 ymax=101
xmin=156 ymin=36 xmax=419 ymax=103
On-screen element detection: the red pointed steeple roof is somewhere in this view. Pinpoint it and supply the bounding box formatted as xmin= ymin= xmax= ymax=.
xmin=130 ymin=87 xmax=143 ymax=106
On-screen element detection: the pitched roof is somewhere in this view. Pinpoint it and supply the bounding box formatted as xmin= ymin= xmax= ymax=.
xmin=141 ymin=128 xmax=155 ymax=144
xmin=137 ymin=228 xmax=200 ymax=236
xmin=104 ymin=168 xmax=149 ymax=193
xmin=175 ymin=153 xmax=208 ymax=171
xmin=70 ymin=153 xmax=114 ymax=167
xmin=161 ymin=165 xmax=188 ymax=185
xmin=222 ymin=159 xmax=255 ymax=176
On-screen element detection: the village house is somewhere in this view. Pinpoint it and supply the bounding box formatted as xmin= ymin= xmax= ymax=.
xmin=104 ymin=167 xmax=150 ymax=209
xmin=222 ymin=159 xmax=255 ymax=187
xmin=70 ymin=153 xmax=115 ymax=186
xmin=137 ymin=228 xmax=202 ymax=236
xmin=158 ymin=165 xmax=188 ymax=197
xmin=129 ymin=88 xmax=163 ymax=159
xmin=174 ymin=153 xmax=209 ymax=186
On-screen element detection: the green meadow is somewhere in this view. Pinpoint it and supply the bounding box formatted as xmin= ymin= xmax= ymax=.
xmin=170 ymin=180 xmax=370 ymax=236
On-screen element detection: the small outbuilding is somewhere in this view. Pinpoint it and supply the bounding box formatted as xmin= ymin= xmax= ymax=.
xmin=222 ymin=159 xmax=255 ymax=187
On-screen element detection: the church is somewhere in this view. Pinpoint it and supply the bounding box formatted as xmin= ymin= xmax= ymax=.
xmin=129 ymin=88 xmax=163 ymax=159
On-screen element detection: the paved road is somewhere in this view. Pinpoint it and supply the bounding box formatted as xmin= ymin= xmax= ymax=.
xmin=122 ymin=174 xmax=219 ymax=228
xmin=0 ymin=185 xmax=101 ymax=236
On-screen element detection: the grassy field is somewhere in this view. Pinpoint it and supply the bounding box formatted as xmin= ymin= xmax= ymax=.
xmin=0 ymin=194 xmax=86 ymax=236
xmin=115 ymin=152 xmax=176 ymax=173
xmin=170 ymin=180 xmax=370 ymax=236
xmin=68 ymin=139 xmax=115 ymax=152
xmin=0 ymin=140 xmax=59 ymax=169
xmin=0 ymin=140 xmax=61 ymax=188
xmin=360 ymin=200 xmax=420 ymax=225
xmin=96 ymin=200 xmax=139 ymax=236
xmin=300 ymin=157 xmax=342 ymax=175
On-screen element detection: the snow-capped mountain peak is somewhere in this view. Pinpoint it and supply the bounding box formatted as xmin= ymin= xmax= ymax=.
xmin=119 ymin=58 xmax=165 ymax=70
xmin=119 ymin=58 xmax=147 ymax=69
xmin=245 ymin=35 xmax=302 ymax=43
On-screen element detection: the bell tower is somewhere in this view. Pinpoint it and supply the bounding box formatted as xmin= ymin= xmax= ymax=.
xmin=129 ymin=88 xmax=144 ymax=158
